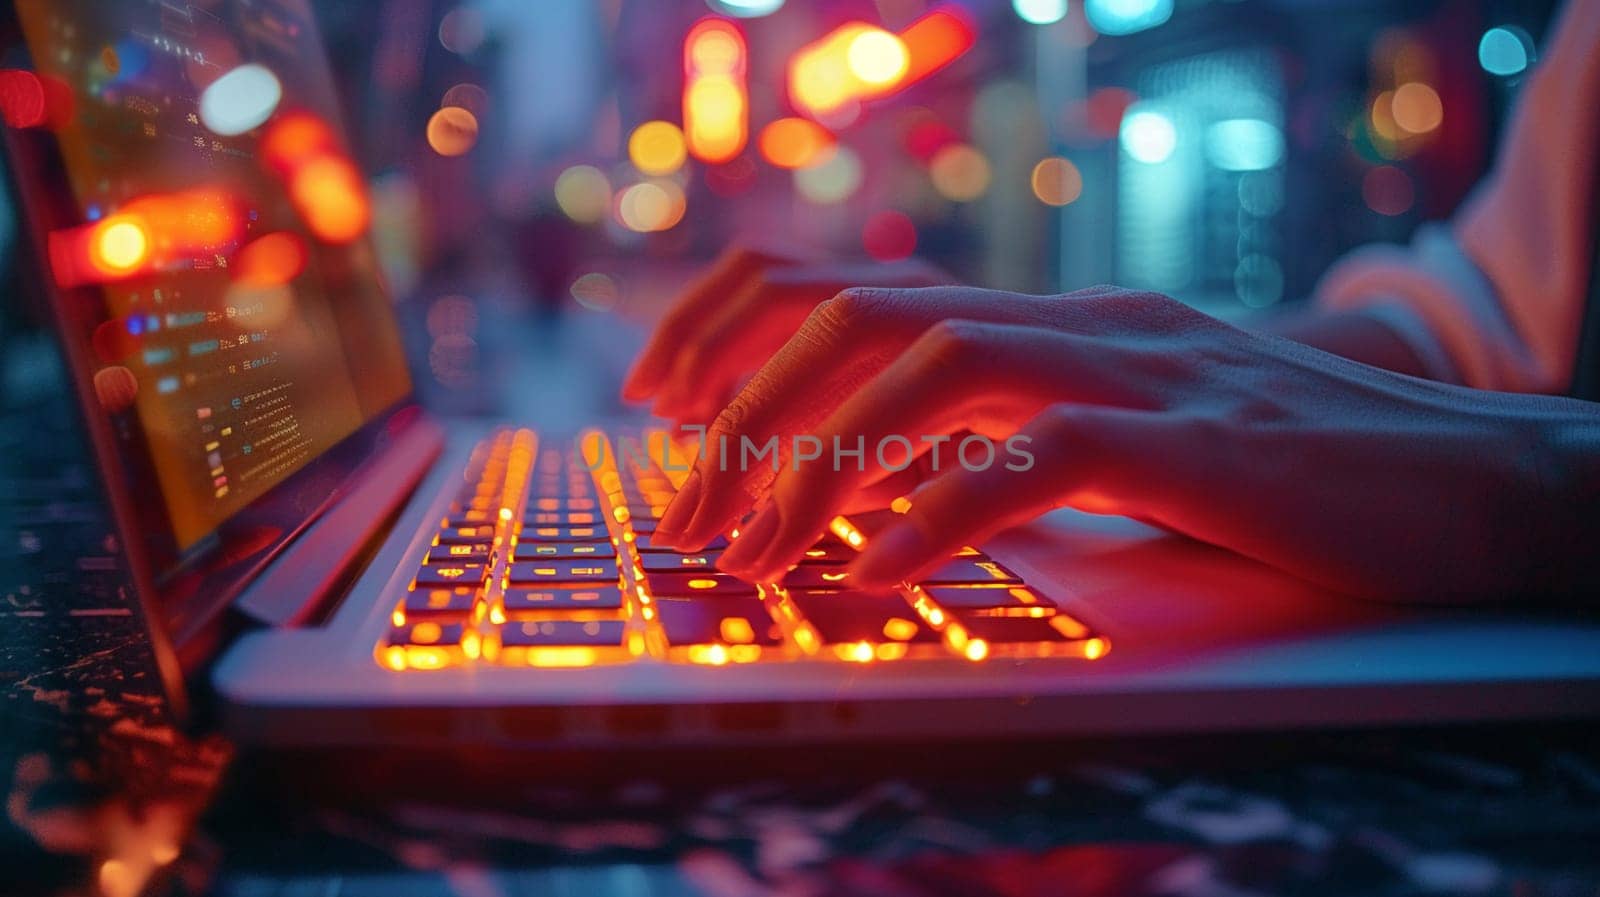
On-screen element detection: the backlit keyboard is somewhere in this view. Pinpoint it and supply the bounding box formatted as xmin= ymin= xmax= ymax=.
xmin=377 ymin=429 xmax=1108 ymax=671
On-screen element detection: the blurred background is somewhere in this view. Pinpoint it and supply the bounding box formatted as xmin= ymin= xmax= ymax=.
xmin=1 ymin=0 xmax=1568 ymax=422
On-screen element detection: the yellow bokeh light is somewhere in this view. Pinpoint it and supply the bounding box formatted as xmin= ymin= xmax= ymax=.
xmin=554 ymin=165 xmax=611 ymax=224
xmin=628 ymin=120 xmax=688 ymax=176
xmin=1391 ymin=81 xmax=1442 ymax=135
xmin=685 ymin=74 xmax=747 ymax=163
xmin=93 ymin=218 xmax=151 ymax=273
xmin=617 ymin=180 xmax=687 ymax=233
xmin=929 ymin=143 xmax=991 ymax=202
xmin=846 ymin=29 xmax=910 ymax=86
xmin=1031 ymin=156 xmax=1083 ymax=206
xmin=689 ymin=27 xmax=743 ymax=75
xmin=427 ymin=106 xmax=479 ymax=157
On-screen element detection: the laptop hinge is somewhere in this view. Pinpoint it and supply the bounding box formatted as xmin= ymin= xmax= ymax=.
xmin=231 ymin=414 xmax=445 ymax=627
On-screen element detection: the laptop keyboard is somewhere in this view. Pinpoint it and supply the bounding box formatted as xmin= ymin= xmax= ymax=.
xmin=377 ymin=429 xmax=1107 ymax=670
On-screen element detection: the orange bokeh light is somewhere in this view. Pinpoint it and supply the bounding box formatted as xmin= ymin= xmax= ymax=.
xmin=290 ymin=156 xmax=371 ymax=244
xmin=789 ymin=10 xmax=974 ymax=118
xmin=233 ymin=232 xmax=307 ymax=286
xmin=261 ymin=112 xmax=337 ymax=173
xmin=758 ymin=117 xmax=835 ymax=169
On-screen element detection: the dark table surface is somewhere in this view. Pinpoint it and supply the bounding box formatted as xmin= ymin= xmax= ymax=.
xmin=5 ymin=314 xmax=1600 ymax=897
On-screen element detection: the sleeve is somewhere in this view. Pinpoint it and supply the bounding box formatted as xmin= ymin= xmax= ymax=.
xmin=1313 ymin=0 xmax=1600 ymax=394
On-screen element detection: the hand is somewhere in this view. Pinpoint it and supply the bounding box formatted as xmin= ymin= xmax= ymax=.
xmin=622 ymin=245 xmax=949 ymax=424
xmin=647 ymin=284 xmax=1587 ymax=603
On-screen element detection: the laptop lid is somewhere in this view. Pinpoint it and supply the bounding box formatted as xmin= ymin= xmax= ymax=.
xmin=0 ymin=0 xmax=423 ymax=700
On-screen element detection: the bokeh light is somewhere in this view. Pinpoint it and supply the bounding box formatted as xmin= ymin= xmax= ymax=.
xmin=1363 ymin=165 xmax=1414 ymax=216
xmin=617 ymin=180 xmax=688 ymax=233
xmin=929 ymin=144 xmax=991 ymax=202
xmin=1390 ymin=82 xmax=1442 ymax=135
xmin=261 ymin=113 xmax=337 ymax=173
xmin=0 ymin=69 xmax=49 ymax=128
xmin=290 ymin=156 xmax=371 ymax=243
xmin=234 ymin=232 xmax=307 ymax=287
xmin=441 ymin=82 xmax=490 ymax=117
xmin=554 ymin=165 xmax=612 ymax=224
xmin=1013 ymin=0 xmax=1069 ymax=26
xmin=794 ymin=144 xmax=862 ymax=204
xmin=759 ymin=117 xmax=835 ymax=169
xmin=1119 ymin=108 xmax=1176 ymax=164
xmin=1205 ymin=118 xmax=1284 ymax=171
xmin=198 ymin=63 xmax=281 ymax=136
xmin=628 ymin=120 xmax=689 ymax=176
xmin=92 ymin=217 xmax=150 ymax=275
xmin=438 ymin=7 xmax=486 ymax=56
xmin=862 ymin=211 xmax=918 ymax=261
xmin=1031 ymin=157 xmax=1083 ymax=206
xmin=707 ymin=0 xmax=784 ymax=19
xmin=570 ymin=272 xmax=620 ymax=312
xmin=1085 ymin=0 xmax=1172 ymax=36
xmin=427 ymin=106 xmax=479 ymax=157
xmin=684 ymin=20 xmax=749 ymax=164
xmin=1478 ymin=26 xmax=1533 ymax=77
xmin=846 ymin=29 xmax=910 ymax=87
xmin=93 ymin=366 xmax=138 ymax=413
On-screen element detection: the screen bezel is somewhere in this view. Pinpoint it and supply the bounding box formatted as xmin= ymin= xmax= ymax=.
xmin=0 ymin=2 xmax=425 ymax=685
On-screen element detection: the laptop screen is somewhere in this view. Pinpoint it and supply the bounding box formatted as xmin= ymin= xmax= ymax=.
xmin=5 ymin=1 xmax=412 ymax=565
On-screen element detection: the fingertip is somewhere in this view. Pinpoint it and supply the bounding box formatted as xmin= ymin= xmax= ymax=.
xmin=655 ymin=469 xmax=702 ymax=539
xmin=846 ymin=524 xmax=929 ymax=590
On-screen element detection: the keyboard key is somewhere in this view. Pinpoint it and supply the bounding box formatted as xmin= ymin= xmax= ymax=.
xmin=403 ymin=587 xmax=477 ymax=617
xmin=526 ymin=511 xmax=600 ymax=525
xmin=642 ymin=570 xmax=758 ymax=598
xmin=796 ymin=542 xmax=857 ymax=564
xmin=633 ymin=532 xmax=726 ymax=552
xmin=787 ymin=590 xmax=941 ymax=660
xmin=951 ymin=613 xmax=1089 ymax=643
xmin=506 ymin=560 xmax=620 ymax=586
xmin=529 ymin=497 xmax=597 ymax=511
xmin=640 ymin=551 xmax=722 ymax=572
xmin=514 ymin=541 xmax=615 ymax=561
xmin=443 ymin=511 xmax=495 ymax=527
xmin=387 ymin=620 xmax=467 ymax=646
xmin=503 ymin=587 xmax=624 ymax=614
xmin=921 ymin=585 xmax=1056 ymax=615
xmin=520 ymin=524 xmax=609 ymax=542
xmin=414 ymin=563 xmax=487 ymax=587
xmin=501 ymin=619 xmax=625 ymax=647
xmin=656 ymin=597 xmax=782 ymax=646
xmin=919 ymin=558 xmax=1023 ymax=586
xmin=627 ymin=518 xmax=661 ymax=534
xmin=380 ymin=620 xmax=477 ymax=670
xmin=437 ymin=524 xmax=497 ymax=545
xmin=427 ymin=542 xmax=492 ymax=564
xmin=776 ymin=563 xmax=854 ymax=590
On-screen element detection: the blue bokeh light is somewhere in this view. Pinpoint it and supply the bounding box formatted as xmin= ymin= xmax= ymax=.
xmin=1478 ymin=26 xmax=1533 ymax=77
xmin=1086 ymin=0 xmax=1173 ymax=36
xmin=1206 ymin=119 xmax=1284 ymax=171
xmin=1014 ymin=0 xmax=1069 ymax=26
xmin=1120 ymin=108 xmax=1177 ymax=164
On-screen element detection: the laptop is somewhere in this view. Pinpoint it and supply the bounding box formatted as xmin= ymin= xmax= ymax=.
xmin=3 ymin=0 xmax=1597 ymax=752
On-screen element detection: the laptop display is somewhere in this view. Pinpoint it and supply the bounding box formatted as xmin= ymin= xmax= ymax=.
xmin=4 ymin=0 xmax=411 ymax=573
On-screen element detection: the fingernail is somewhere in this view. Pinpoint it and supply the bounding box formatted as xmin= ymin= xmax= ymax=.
xmin=655 ymin=469 xmax=702 ymax=540
xmin=847 ymin=525 xmax=927 ymax=589
xmin=719 ymin=506 xmax=780 ymax=573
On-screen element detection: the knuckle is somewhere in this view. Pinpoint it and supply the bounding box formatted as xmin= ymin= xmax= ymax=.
xmin=824 ymin=286 xmax=894 ymax=326
xmin=916 ymin=319 xmax=993 ymax=370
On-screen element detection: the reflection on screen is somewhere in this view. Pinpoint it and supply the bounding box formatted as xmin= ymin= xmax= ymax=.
xmin=13 ymin=0 xmax=411 ymax=554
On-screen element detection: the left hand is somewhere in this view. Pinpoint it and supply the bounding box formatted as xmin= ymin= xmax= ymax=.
xmin=654 ymin=285 xmax=1580 ymax=603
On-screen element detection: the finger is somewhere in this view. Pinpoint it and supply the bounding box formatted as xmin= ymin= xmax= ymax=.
xmin=622 ymin=245 xmax=802 ymax=403
xmin=845 ymin=404 xmax=1181 ymax=590
xmin=655 ymin=259 xmax=951 ymax=422
xmin=719 ymin=321 xmax=1166 ymax=579
xmin=658 ymin=287 xmax=1065 ymax=550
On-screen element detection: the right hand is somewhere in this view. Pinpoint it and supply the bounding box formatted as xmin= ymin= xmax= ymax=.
xmin=622 ymin=245 xmax=950 ymax=424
